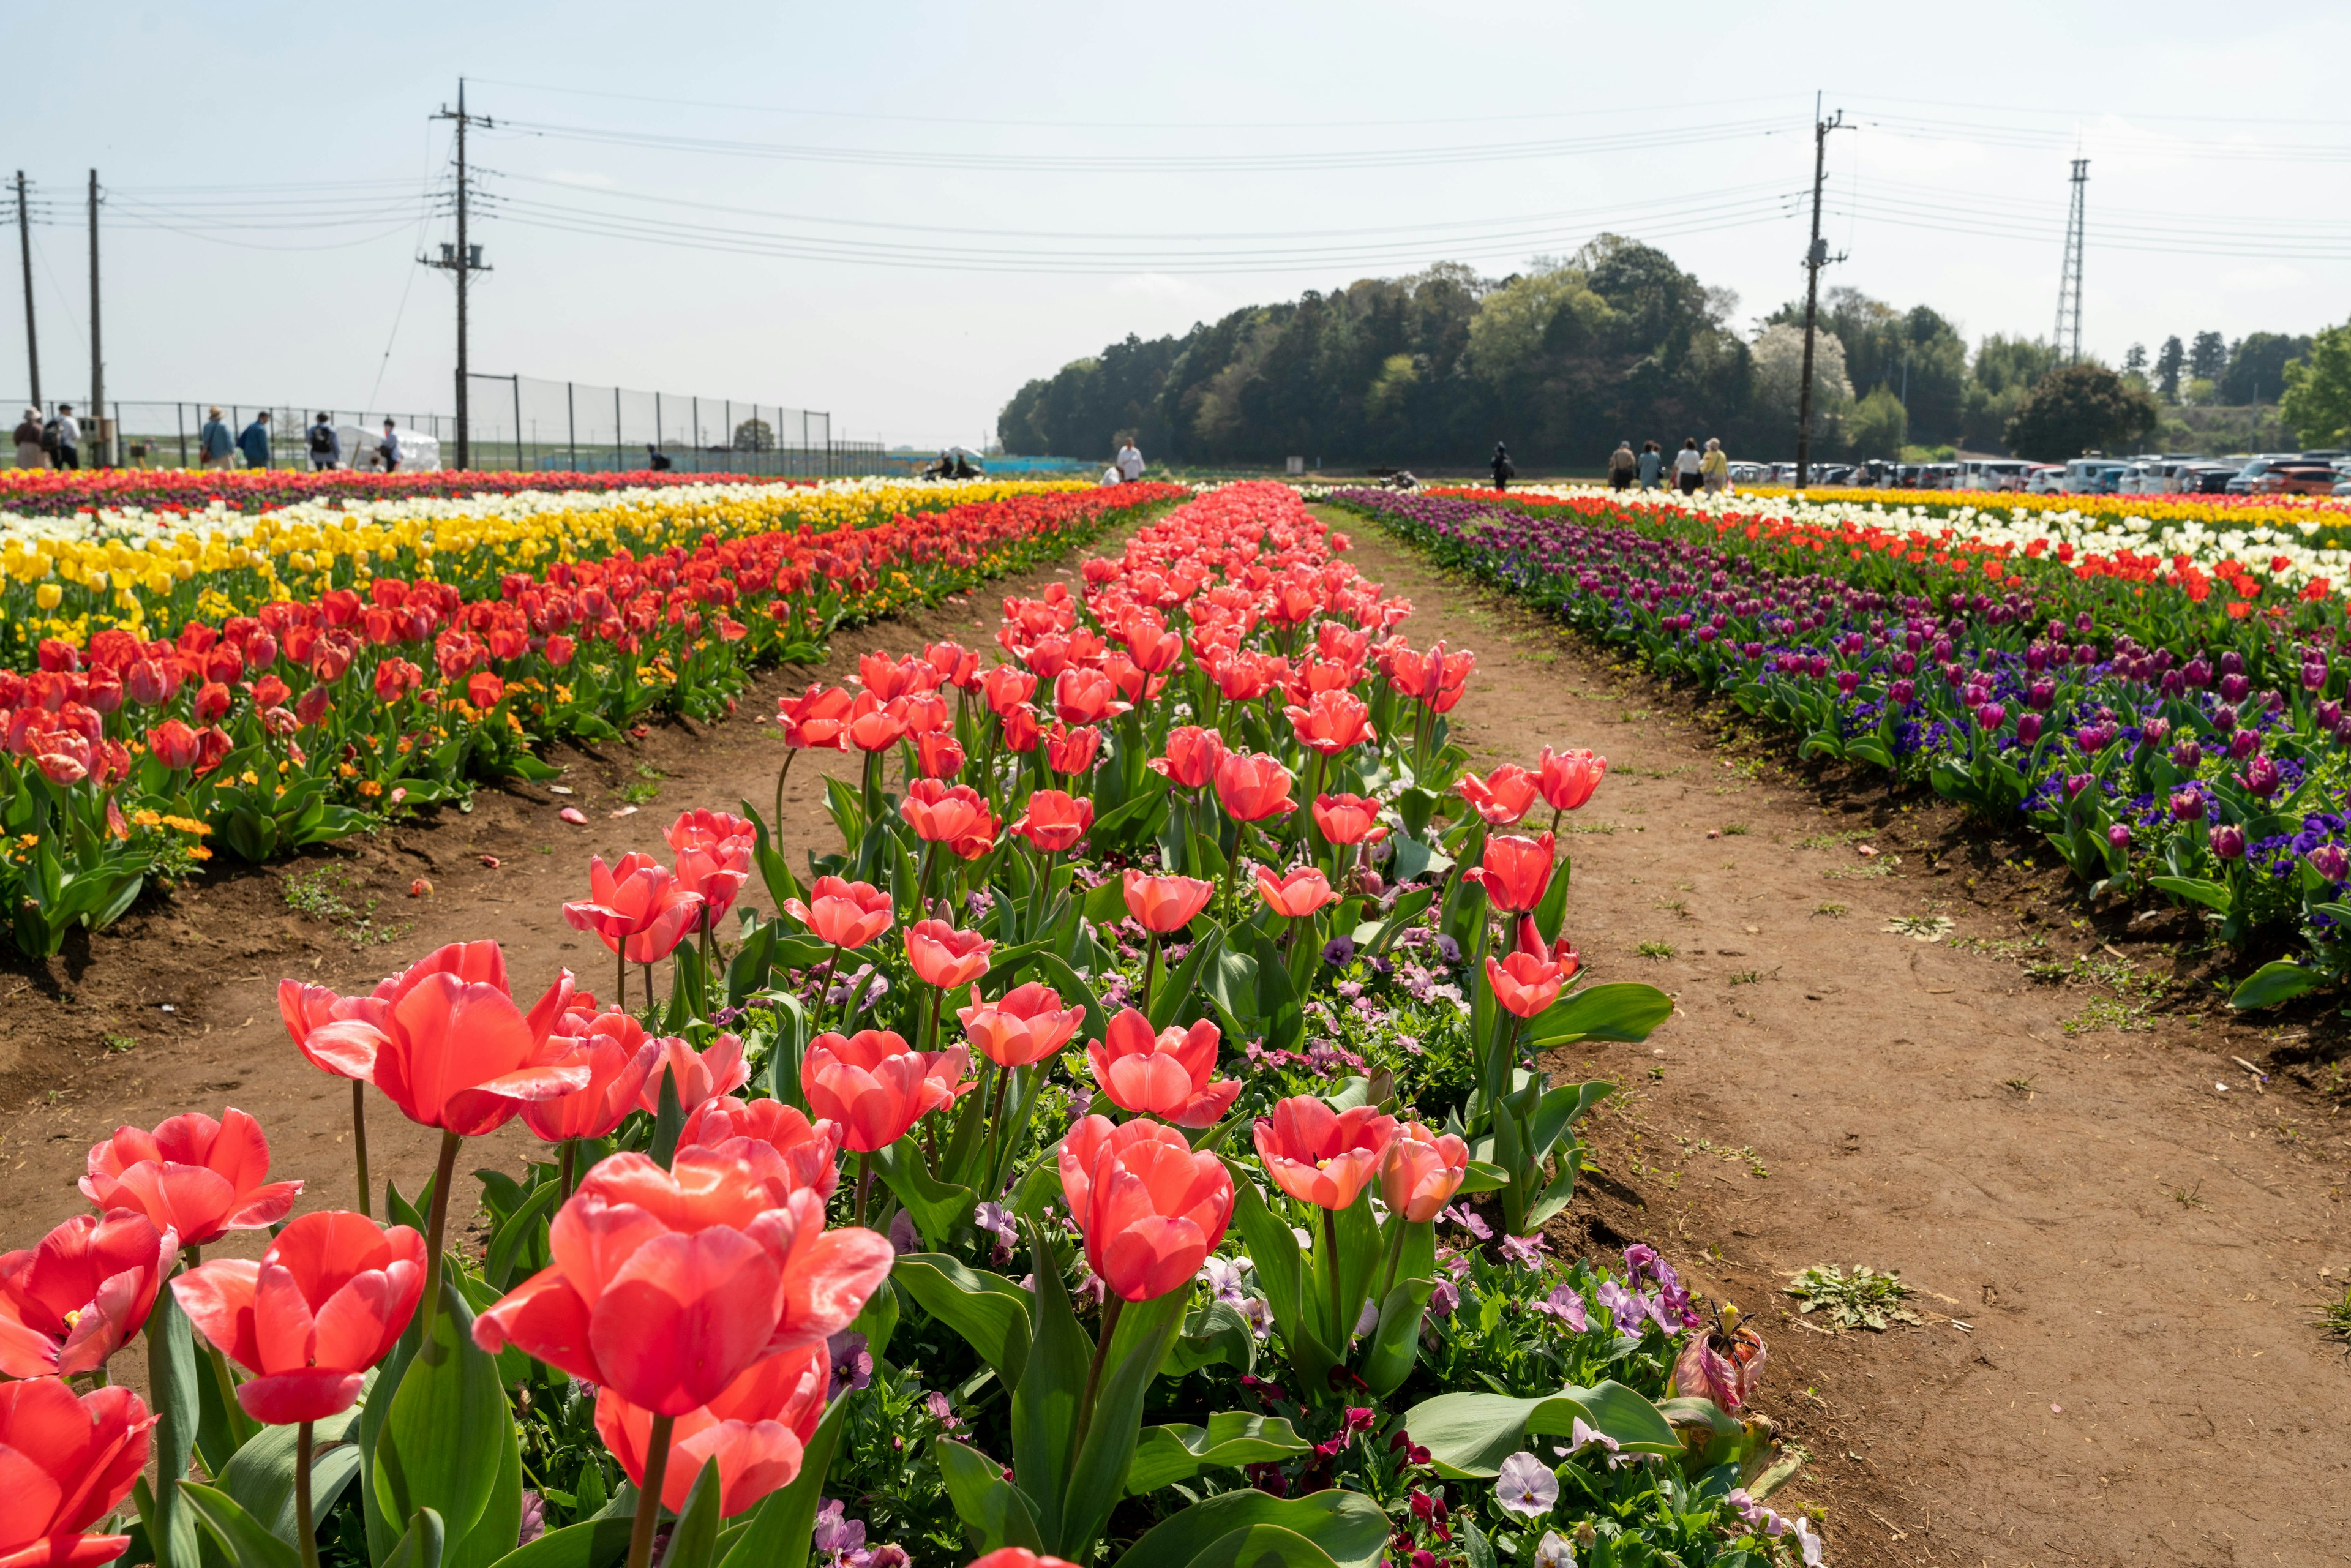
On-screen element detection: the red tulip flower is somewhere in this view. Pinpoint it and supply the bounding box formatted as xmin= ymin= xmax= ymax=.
xmin=1457 ymin=764 xmax=1542 ymax=827
xmin=678 ymin=1097 xmax=841 ymax=1200
xmin=1043 ymin=722 xmax=1101 ymax=776
xmin=1537 ymin=746 xmax=1608 ymax=811
xmin=522 ymin=1011 xmax=664 ymax=1143
xmin=901 ymin=780 xmax=991 ymax=846
xmin=1513 ymin=913 xmax=1581 ymax=979
xmin=1460 ymin=831 xmax=1557 ymax=915
xmin=563 ymin=853 xmax=706 ymax=965
xmin=476 ymin=1150 xmax=893 ymax=1415
xmin=669 ymin=811 xmax=757 ymax=926
xmin=1122 ymin=869 xmax=1213 ymax=933
xmin=913 ymin=731 xmax=967 ymax=780
xmin=780 ymin=876 xmax=894 ymax=950
xmin=1381 ymin=1121 xmax=1471 ymax=1223
xmin=1059 ymin=1115 xmax=1234 ymax=1302
xmin=856 ymin=651 xmax=939 ymax=702
xmin=1485 ymin=952 xmax=1565 ymax=1019
xmin=298 ymin=948 xmax=586 ymax=1137
xmin=279 ymin=938 xmax=517 ymax=1085
xmin=1310 ymin=792 xmax=1388 ymax=846
xmin=639 ymin=1032 xmax=752 ymax=1119
xmin=1387 ymin=640 xmax=1476 ymax=713
xmin=146 ymin=719 xmax=202 ymax=770
xmin=906 ymin=920 xmax=992 ymax=989
xmin=999 ymin=705 xmax=1043 ymax=753
xmin=778 ymin=685 xmax=853 ymax=750
xmin=1008 ymin=789 xmax=1093 ymax=853
xmin=844 ymin=691 xmax=907 ymax=753
xmin=1213 ymin=751 xmax=1297 ymax=822
xmin=1256 ymin=866 xmax=1335 ymax=920
xmin=1283 ymin=689 xmax=1377 ymax=757
xmin=172 ymin=1211 xmax=426 ymax=1424
xmin=922 ymin=641 xmax=982 ymax=689
xmin=0 ymin=1377 xmax=154 ymax=1568
xmin=1148 ymin=725 xmax=1226 ymax=789
xmin=890 ymin=691 xmax=950 ymax=738
xmin=1052 ymin=667 xmax=1130 ymax=726
xmin=594 ymin=1341 xmax=827 ymax=1516
xmin=800 ymin=1030 xmax=970 ymax=1152
xmin=0 ymin=1210 xmax=176 ymax=1379
xmin=969 ymin=1553 xmax=1085 ymax=1568
xmin=956 ymin=982 xmax=1085 ymax=1068
xmin=981 ymin=665 xmax=1037 ymax=719
xmin=1253 ymin=1097 xmax=1399 ymax=1210
xmin=1087 ymin=1009 xmax=1238 ymax=1128
xmin=80 ymin=1108 xmax=301 ymax=1249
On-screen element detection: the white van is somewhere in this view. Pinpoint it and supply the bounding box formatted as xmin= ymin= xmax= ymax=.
xmin=1957 ymin=460 xmax=2031 ymax=492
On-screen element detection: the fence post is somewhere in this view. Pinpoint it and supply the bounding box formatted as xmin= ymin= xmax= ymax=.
xmin=176 ymin=402 xmax=187 ymax=468
xmin=567 ymin=381 xmax=577 ymax=473
xmin=512 ymin=375 xmax=523 ymax=473
xmin=613 ymin=386 xmax=623 ymax=471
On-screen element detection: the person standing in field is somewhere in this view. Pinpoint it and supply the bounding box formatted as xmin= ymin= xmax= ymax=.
xmin=1700 ymin=437 xmax=1730 ymax=495
xmin=1489 ymin=442 xmax=1515 ymax=491
xmin=1636 ymin=440 xmax=1664 ymax=490
xmin=377 ymin=420 xmax=402 ymax=472
xmin=237 ymin=410 xmax=272 ymax=468
xmin=1608 ymin=440 xmax=1636 ymax=490
xmin=1672 ymin=437 xmax=1703 ymax=495
xmin=200 ymin=407 xmax=236 ymax=470
xmin=12 ymin=408 xmax=45 ymax=468
xmin=1116 ymin=437 xmax=1145 ymax=483
xmin=50 ymin=404 xmax=80 ymax=469
xmin=307 ymin=413 xmax=342 ymax=471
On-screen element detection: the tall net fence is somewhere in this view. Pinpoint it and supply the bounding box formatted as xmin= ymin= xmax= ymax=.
xmin=6 ymin=377 xmax=885 ymax=477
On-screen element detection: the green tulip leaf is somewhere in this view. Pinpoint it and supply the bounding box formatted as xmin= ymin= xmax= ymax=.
xmin=893 ymin=1252 xmax=1032 ymax=1389
xmin=936 ymin=1436 xmax=1044 ymax=1552
xmin=179 ymin=1483 xmax=301 ymax=1568
xmin=378 ymin=1281 xmax=511 ymax=1544
xmin=1125 ymin=1414 xmax=1313 ymax=1496
xmin=1401 ymin=1381 xmax=1682 ymax=1479
xmin=1116 ymin=1488 xmax=1390 ymax=1568
xmin=1522 ymin=981 xmax=1673 ymax=1047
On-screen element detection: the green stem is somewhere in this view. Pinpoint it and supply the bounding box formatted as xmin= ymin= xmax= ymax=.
xmin=772 ymin=749 xmax=795 ymax=841
xmin=558 ymin=1139 xmax=577 ymax=1202
xmin=621 ymin=1413 xmax=675 ymax=1568
xmin=617 ymin=941 xmax=629 ymax=1018
xmin=1139 ymin=934 xmax=1161 ymax=1018
xmin=642 ymin=961 xmax=655 ymax=1015
xmin=1378 ymin=1215 xmax=1409 ymax=1305
xmin=1071 ymin=1293 xmax=1127 ymax=1458
xmin=416 ymin=1130 xmax=463 ymax=1360
xmin=350 ymin=1078 xmax=371 ymax=1218
xmin=814 ymin=943 xmax=844 ymax=1032
xmin=1322 ymin=1206 xmax=1346 ymax=1349
xmin=295 ymin=1422 xmax=321 ymax=1568
xmin=981 ymin=1060 xmax=1015 ymax=1193
xmin=853 ymin=1153 xmax=874 ymax=1228
xmin=206 ymin=1341 xmax=255 ymax=1448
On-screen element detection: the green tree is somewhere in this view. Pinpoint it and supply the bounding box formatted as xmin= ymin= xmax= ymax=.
xmin=2219 ymin=331 xmax=2315 ymax=406
xmin=2279 ymin=321 xmax=2351 ymax=447
xmin=2154 ymin=336 xmax=2186 ymax=401
xmin=2189 ymin=330 xmax=2229 ymax=384
xmin=1847 ymin=386 xmax=1908 ymax=459
xmin=2003 ymin=363 xmax=2158 ymax=460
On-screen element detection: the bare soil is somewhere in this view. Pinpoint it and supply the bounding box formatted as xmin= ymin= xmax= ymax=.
xmin=7 ymin=508 xmax=2348 ymax=1566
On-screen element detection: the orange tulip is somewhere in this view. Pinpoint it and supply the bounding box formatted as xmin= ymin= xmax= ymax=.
xmin=1537 ymin=746 xmax=1608 ymax=811
xmin=0 ymin=1378 xmax=154 ymax=1568
xmin=1059 ymin=1115 xmax=1234 ymax=1302
xmin=844 ymin=690 xmax=908 ymax=752
xmin=1213 ymin=751 xmax=1297 ymax=822
xmin=1147 ymin=725 xmax=1226 ymax=789
xmin=1513 ymin=913 xmax=1581 ymax=978
xmin=523 ymin=1011 xmax=664 ymax=1142
xmin=173 ymin=1211 xmax=426 ymax=1424
xmin=981 ymin=665 xmax=1037 ymax=719
xmin=80 ymin=1108 xmax=302 ymax=1248
xmin=1456 ymin=764 xmax=1541 ymax=827
xmin=1460 ymin=831 xmax=1557 ymax=915
xmin=0 ymin=1210 xmax=176 ymax=1379
xmin=1000 ymin=704 xmax=1043 ymax=753
xmin=1007 ymin=789 xmax=1093 ymax=853
xmin=1256 ymin=865 xmax=1335 ymax=919
xmin=1381 ymin=1121 xmax=1470 ymax=1223
xmin=800 ymin=1030 xmax=969 ymax=1152
xmin=1052 ymin=666 xmax=1130 ymax=726
xmin=1485 ymin=951 xmax=1566 ymax=1018
xmin=593 ymin=1342 xmax=827 ymax=1517
xmin=563 ymin=853 xmax=706 ymax=964
xmin=678 ymin=1097 xmax=841 ymax=1200
xmin=475 ymin=1150 xmax=893 ymax=1416
xmin=914 ymin=730 xmax=967 ymax=779
xmin=778 ymin=685 xmax=853 ymax=749
xmin=1253 ymin=1096 xmax=1399 ymax=1210
xmin=956 ymin=982 xmax=1086 ymax=1068
xmin=780 ymin=876 xmax=894 ymax=950
xmin=637 ymin=1032 xmax=752 ymax=1119
xmin=901 ymin=779 xmax=991 ymax=845
xmin=1310 ymin=792 xmax=1388 ymax=846
xmin=1283 ymin=689 xmax=1378 ymax=756
xmin=668 ymin=811 xmax=757 ymax=932
xmin=1121 ymin=869 xmax=1214 ymax=933
xmin=1043 ymin=722 xmax=1101 ymax=776
xmin=1087 ymin=1008 xmax=1238 ymax=1128
xmin=906 ymin=920 xmax=992 ymax=989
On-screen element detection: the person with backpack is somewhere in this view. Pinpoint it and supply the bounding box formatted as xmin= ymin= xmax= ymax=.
xmin=48 ymin=404 xmax=80 ymax=470
xmin=307 ymin=413 xmax=342 ymax=471
xmin=1607 ymin=440 xmax=1637 ymax=491
xmin=12 ymin=408 xmax=44 ymax=469
xmin=237 ymin=410 xmax=272 ymax=468
xmin=199 ymin=407 xmax=235 ymax=470
xmin=377 ymin=420 xmax=401 ymax=472
xmin=1636 ymin=441 xmax=1664 ymax=490
xmin=1489 ymin=442 xmax=1515 ymax=491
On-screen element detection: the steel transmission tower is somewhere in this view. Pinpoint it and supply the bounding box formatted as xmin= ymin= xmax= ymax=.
xmin=2053 ymin=158 xmax=2087 ymax=363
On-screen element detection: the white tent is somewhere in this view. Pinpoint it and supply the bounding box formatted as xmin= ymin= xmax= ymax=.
xmin=332 ymin=425 xmax=441 ymax=472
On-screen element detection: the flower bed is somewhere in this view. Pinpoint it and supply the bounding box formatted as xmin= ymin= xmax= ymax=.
xmin=0 ymin=481 xmax=1174 ymax=958
xmin=8 ymin=482 xmax=1828 ymax=1568
xmin=0 ymin=465 xmax=817 ymax=519
xmin=1336 ymin=485 xmax=2351 ymax=1007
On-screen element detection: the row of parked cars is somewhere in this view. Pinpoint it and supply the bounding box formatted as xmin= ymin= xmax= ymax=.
xmin=1744 ymin=452 xmax=2351 ymax=497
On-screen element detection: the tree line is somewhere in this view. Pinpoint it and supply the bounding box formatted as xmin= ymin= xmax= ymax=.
xmin=997 ymin=237 xmax=2328 ymax=467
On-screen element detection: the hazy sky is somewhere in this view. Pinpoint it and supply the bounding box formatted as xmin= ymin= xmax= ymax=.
xmin=6 ymin=1 xmax=2347 ymax=451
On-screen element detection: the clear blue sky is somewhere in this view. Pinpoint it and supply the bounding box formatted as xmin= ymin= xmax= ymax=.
xmin=6 ymin=0 xmax=2347 ymax=450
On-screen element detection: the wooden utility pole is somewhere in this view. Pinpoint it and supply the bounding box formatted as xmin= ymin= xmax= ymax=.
xmin=1794 ymin=96 xmax=1848 ymax=490
xmin=88 ymin=170 xmax=103 ymax=465
xmin=15 ymin=172 xmax=37 ymax=408
xmin=426 ymin=80 xmax=493 ymax=469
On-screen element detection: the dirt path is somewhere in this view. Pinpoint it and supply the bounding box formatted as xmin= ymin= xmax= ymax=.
xmin=1324 ymin=511 xmax=2351 ymax=1567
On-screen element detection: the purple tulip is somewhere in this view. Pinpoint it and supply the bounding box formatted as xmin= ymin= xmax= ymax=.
xmin=2107 ymin=823 xmax=2132 ymax=849
xmin=2219 ymin=650 xmax=2244 ymax=677
xmin=2184 ymin=656 xmax=2213 ymax=689
xmin=2063 ymin=772 xmax=2094 ymax=802
xmin=2140 ymin=717 xmax=2171 ymax=748
xmin=1888 ymin=679 xmax=1916 ymax=707
xmin=2219 ymin=673 xmax=2251 ymax=704
xmin=2229 ymin=729 xmax=2262 ymax=761
xmin=2170 ymin=790 xmax=2206 ymax=822
xmin=2309 ymin=843 xmax=2350 ymax=883
xmin=2074 ymin=722 xmax=2116 ymax=754
xmin=2212 ymin=823 xmax=2248 ymax=860
xmin=1976 ymin=702 xmax=2007 ymax=730
xmin=2239 ymin=756 xmax=2282 ymax=798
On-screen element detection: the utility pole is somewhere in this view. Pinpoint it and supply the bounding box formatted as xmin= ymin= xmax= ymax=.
xmin=424 ymin=80 xmax=493 ymax=469
xmin=15 ymin=173 xmax=37 ymax=408
xmin=1794 ymin=96 xmax=1849 ymax=490
xmin=88 ymin=170 xmax=103 ymax=466
xmin=2053 ymin=158 xmax=2088 ymax=364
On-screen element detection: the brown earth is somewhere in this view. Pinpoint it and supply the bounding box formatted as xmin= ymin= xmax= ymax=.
xmin=6 ymin=505 xmax=2348 ymax=1567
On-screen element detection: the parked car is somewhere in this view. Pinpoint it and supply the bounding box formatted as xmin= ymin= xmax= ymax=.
xmin=1957 ymin=460 xmax=2031 ymax=491
xmin=2257 ymin=464 xmax=2342 ymax=496
xmin=2225 ymin=454 xmax=2311 ymax=494
xmin=2117 ymin=459 xmax=2210 ymax=494
xmin=1727 ymin=462 xmax=1768 ymax=484
xmin=2026 ymin=464 xmax=2069 ymax=493
xmin=2061 ymin=458 xmax=2132 ymax=493
xmin=2173 ymin=462 xmax=2241 ymax=494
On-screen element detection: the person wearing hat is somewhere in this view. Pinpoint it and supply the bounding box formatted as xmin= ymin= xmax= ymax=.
xmin=10 ymin=407 xmax=44 ymax=469
xmin=200 ymin=407 xmax=236 ymax=470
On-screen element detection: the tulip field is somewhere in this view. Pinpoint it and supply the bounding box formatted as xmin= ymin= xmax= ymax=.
xmin=0 ymin=467 xmax=801 ymax=520
xmin=0 ymin=480 xmax=1843 ymax=1568
xmin=1337 ymin=484 xmax=2351 ymax=1008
